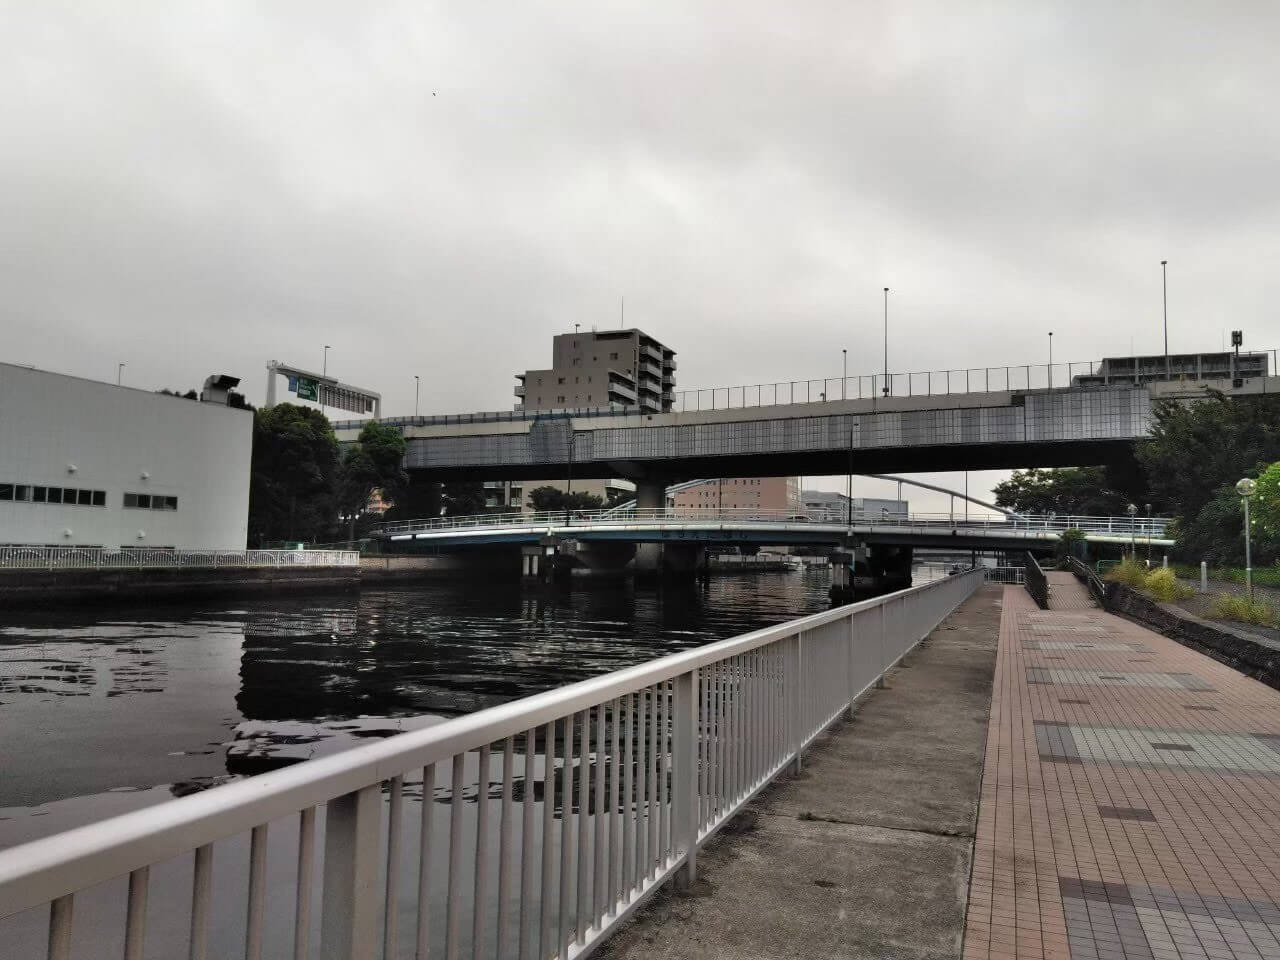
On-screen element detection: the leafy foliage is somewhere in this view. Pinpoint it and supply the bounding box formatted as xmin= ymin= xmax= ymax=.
xmin=338 ymin=421 xmax=408 ymax=519
xmin=993 ymin=466 xmax=1140 ymax=516
xmin=248 ymin=404 xmax=341 ymax=546
xmin=1135 ymin=391 xmax=1280 ymax=564
xmin=1105 ymin=555 xmax=1150 ymax=589
xmin=527 ymin=486 xmax=604 ymax=512
xmin=1212 ymin=593 xmax=1278 ymax=627
xmin=1144 ymin=567 xmax=1193 ymax=602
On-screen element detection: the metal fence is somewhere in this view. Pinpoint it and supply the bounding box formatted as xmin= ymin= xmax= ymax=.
xmin=983 ymin=566 xmax=1027 ymax=585
xmin=1065 ymin=556 xmax=1109 ymax=606
xmin=329 ymin=350 xmax=1277 ymax=431
xmin=0 ymin=570 xmax=982 ymax=960
xmin=1024 ymin=552 xmax=1050 ymax=609
xmin=0 ymin=547 xmax=361 ymax=570
xmin=378 ymin=508 xmax=1170 ymax=540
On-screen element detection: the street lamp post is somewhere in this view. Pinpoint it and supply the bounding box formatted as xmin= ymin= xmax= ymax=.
xmin=882 ymin=288 xmax=890 ymax=397
xmin=414 ymin=375 xmax=420 ymax=417
xmin=1237 ymin=478 xmax=1257 ymax=599
xmin=1048 ymin=332 xmax=1054 ymax=389
xmin=117 ymin=362 xmax=126 ymax=386
xmin=1127 ymin=503 xmax=1138 ymax=555
xmin=1161 ymin=260 xmax=1169 ymax=381
xmin=1145 ymin=503 xmax=1152 ymax=566
xmin=323 ymin=345 xmax=330 ymax=376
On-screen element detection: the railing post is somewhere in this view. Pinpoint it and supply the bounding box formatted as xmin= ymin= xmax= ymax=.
xmin=320 ymin=785 xmax=382 ymax=960
xmin=786 ymin=632 xmax=804 ymax=773
xmin=875 ymin=603 xmax=887 ymax=688
xmin=673 ymin=669 xmax=698 ymax=889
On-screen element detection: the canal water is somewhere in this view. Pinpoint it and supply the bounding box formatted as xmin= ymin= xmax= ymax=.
xmin=0 ymin=570 xmax=852 ymax=847
xmin=1 ymin=569 xmax=949 ymax=958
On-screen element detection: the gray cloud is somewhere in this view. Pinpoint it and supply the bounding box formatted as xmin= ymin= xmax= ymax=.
xmin=2 ymin=1 xmax=1276 ymax=509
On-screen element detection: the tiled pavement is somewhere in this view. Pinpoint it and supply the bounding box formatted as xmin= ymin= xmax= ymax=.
xmin=964 ymin=572 xmax=1280 ymax=960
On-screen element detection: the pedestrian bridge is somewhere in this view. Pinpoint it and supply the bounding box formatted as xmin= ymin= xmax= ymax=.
xmin=376 ymin=508 xmax=1174 ymax=551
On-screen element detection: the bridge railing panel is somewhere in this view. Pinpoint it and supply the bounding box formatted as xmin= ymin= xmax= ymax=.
xmin=0 ymin=570 xmax=984 ymax=960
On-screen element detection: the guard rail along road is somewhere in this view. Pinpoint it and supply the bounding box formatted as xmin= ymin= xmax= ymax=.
xmin=378 ymin=508 xmax=1170 ymax=540
xmin=0 ymin=569 xmax=983 ymax=960
xmin=0 ymin=547 xmax=361 ymax=570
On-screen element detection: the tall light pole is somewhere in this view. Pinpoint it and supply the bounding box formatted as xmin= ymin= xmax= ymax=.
xmin=323 ymin=345 xmax=330 ymax=376
xmin=842 ymin=348 xmax=847 ymax=401
xmin=882 ymin=287 xmax=890 ymax=397
xmin=414 ymin=375 xmax=420 ymax=417
xmin=1127 ymin=502 xmax=1138 ymax=555
xmin=1048 ymin=332 xmax=1054 ymax=389
xmin=1161 ymin=260 xmax=1169 ymax=381
xmin=117 ymin=362 xmax=125 ymax=386
xmin=1237 ymin=478 xmax=1257 ymax=599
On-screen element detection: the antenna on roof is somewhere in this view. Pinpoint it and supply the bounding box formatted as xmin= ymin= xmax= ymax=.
xmin=620 ymin=295 xmax=624 ymax=329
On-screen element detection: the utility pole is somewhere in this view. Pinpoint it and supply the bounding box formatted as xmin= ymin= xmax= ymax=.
xmin=117 ymin=362 xmax=125 ymax=386
xmin=882 ymin=287 xmax=890 ymax=397
xmin=414 ymin=375 xmax=420 ymax=417
xmin=1161 ymin=260 xmax=1169 ymax=380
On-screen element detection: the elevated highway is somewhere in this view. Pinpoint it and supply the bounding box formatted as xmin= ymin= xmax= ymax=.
xmin=335 ymin=373 xmax=1280 ymax=493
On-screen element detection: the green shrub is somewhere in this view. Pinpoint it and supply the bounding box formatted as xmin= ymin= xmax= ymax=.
xmin=1212 ymin=593 xmax=1278 ymax=627
xmin=1105 ymin=555 xmax=1150 ymax=589
xmin=1144 ymin=567 xmax=1194 ymax=602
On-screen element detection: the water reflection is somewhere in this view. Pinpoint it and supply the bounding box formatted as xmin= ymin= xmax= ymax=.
xmin=0 ymin=571 xmax=836 ymax=834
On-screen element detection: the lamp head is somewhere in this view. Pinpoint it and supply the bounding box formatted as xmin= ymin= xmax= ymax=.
xmin=1237 ymin=478 xmax=1257 ymax=497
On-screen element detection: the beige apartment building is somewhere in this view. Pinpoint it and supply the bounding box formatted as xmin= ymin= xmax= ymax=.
xmin=514 ymin=329 xmax=676 ymax=413
xmin=487 ymin=329 xmax=677 ymax=511
xmin=671 ymin=477 xmax=803 ymax=514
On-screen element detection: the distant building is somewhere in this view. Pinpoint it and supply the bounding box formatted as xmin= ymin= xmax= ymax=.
xmin=671 ymin=478 xmax=803 ymax=514
xmin=515 ymin=328 xmax=676 ymax=413
xmin=0 ymin=363 xmax=252 ymax=549
xmin=493 ymin=328 xmax=674 ymax=510
xmin=1071 ymin=351 xmax=1268 ymax=387
xmin=801 ymin=491 xmax=908 ymax=523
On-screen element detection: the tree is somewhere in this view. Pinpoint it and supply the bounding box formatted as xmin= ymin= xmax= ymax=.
xmin=1136 ymin=391 xmax=1280 ymax=563
xmin=337 ymin=421 xmax=408 ymax=538
xmin=247 ymin=404 xmax=341 ymax=546
xmin=442 ymin=481 xmax=489 ymax=516
xmin=527 ymin=486 xmax=604 ymax=512
xmin=992 ymin=467 xmax=1138 ymax=516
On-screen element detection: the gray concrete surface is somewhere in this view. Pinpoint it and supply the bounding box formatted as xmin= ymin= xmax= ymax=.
xmin=597 ymin=585 xmax=1002 ymax=960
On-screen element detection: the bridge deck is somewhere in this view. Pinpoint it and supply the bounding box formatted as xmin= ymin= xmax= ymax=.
xmin=965 ymin=579 xmax=1280 ymax=960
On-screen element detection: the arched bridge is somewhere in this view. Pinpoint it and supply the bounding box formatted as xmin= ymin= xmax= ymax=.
xmin=375 ymin=509 xmax=1173 ymax=552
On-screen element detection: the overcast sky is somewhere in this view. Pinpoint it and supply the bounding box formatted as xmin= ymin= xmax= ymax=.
xmin=4 ymin=2 xmax=1278 ymax=511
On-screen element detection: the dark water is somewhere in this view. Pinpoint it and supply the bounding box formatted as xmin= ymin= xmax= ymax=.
xmin=0 ymin=571 xmax=842 ymax=847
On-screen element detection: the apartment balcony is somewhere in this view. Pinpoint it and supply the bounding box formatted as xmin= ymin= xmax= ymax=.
xmin=663 ymin=355 xmax=677 ymax=371
xmin=641 ymin=343 xmax=664 ymax=363
xmin=608 ymin=378 xmax=637 ymax=401
xmin=514 ymin=384 xmax=525 ymax=398
xmin=640 ymin=359 xmax=663 ymax=378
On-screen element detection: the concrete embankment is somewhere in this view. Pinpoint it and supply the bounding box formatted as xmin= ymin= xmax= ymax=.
xmin=0 ymin=565 xmax=359 ymax=608
xmin=598 ymin=585 xmax=1002 ymax=960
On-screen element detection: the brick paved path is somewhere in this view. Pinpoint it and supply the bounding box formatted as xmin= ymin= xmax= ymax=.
xmin=964 ymin=575 xmax=1280 ymax=960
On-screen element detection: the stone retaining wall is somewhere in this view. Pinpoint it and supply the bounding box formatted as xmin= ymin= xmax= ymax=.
xmin=1100 ymin=581 xmax=1280 ymax=691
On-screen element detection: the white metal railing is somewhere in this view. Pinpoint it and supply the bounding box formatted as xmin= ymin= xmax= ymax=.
xmin=0 ymin=547 xmax=360 ymax=570
xmin=377 ymin=508 xmax=1170 ymax=540
xmin=983 ymin=566 xmax=1027 ymax=585
xmin=0 ymin=570 xmax=983 ymax=960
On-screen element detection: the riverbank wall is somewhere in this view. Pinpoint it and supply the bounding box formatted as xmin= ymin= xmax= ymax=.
xmin=0 ymin=566 xmax=359 ymax=608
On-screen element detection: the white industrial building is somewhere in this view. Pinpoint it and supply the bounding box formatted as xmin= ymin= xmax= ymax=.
xmin=0 ymin=363 xmax=252 ymax=550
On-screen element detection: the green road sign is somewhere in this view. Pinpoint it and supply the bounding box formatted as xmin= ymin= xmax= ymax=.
xmin=296 ymin=376 xmax=319 ymax=401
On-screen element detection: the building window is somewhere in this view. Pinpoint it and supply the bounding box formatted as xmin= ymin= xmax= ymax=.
xmin=1 ymin=483 xmax=106 ymax=506
xmin=558 ymin=377 xmax=565 ymax=384
xmin=123 ymin=492 xmax=177 ymax=510
xmin=610 ymin=352 xmax=619 ymax=360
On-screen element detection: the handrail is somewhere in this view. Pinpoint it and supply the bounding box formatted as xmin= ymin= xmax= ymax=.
xmin=1065 ymin=555 xmax=1108 ymax=606
xmin=1024 ymin=552 xmax=1050 ymax=609
xmin=376 ymin=509 xmax=1172 ymax=539
xmin=0 ymin=571 xmax=984 ymax=959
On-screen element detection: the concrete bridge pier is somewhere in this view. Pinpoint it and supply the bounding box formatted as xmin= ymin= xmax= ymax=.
xmin=829 ymin=549 xmax=855 ymax=604
xmin=632 ymin=479 xmax=668 ymax=580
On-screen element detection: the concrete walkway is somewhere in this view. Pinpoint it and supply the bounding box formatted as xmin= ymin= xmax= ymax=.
xmin=964 ymin=576 xmax=1280 ymax=960
xmin=599 ymin=585 xmax=1003 ymax=960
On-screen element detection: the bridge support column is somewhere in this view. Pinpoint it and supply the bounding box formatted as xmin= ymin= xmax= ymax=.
xmin=829 ymin=549 xmax=854 ymax=605
xmin=633 ymin=480 xmax=668 ymax=580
